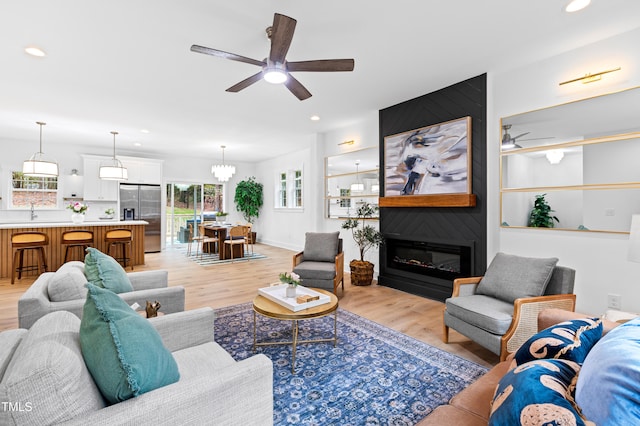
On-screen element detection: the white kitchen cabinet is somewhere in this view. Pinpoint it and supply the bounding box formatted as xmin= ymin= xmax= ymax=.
xmin=82 ymin=156 xmax=119 ymax=201
xmin=120 ymin=157 xmax=163 ymax=184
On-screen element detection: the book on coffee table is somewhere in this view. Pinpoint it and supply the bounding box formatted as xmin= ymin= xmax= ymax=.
xmin=258 ymin=284 xmax=331 ymax=312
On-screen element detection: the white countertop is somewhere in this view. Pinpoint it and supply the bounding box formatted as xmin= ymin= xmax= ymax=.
xmin=0 ymin=220 xmax=148 ymax=229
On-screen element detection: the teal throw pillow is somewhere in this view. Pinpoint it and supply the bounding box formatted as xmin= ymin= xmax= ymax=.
xmin=489 ymin=359 xmax=587 ymax=426
xmin=576 ymin=317 xmax=640 ymax=425
xmin=514 ymin=317 xmax=602 ymax=366
xmin=80 ymin=282 xmax=180 ymax=404
xmin=84 ymin=247 xmax=134 ymax=293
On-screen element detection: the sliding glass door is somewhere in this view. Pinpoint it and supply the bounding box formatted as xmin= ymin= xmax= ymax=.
xmin=165 ymin=182 xmax=224 ymax=246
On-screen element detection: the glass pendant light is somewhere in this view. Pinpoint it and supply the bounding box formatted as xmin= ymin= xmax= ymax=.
xmin=23 ymin=121 xmax=59 ymax=177
xmin=211 ymin=145 xmax=236 ymax=182
xmin=99 ymin=131 xmax=128 ymax=180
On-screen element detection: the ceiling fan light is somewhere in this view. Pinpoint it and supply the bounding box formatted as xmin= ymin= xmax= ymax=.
xmin=565 ymin=0 xmax=590 ymax=13
xmin=263 ymin=68 xmax=288 ymax=84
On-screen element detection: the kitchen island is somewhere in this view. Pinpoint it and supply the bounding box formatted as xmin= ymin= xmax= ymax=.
xmin=0 ymin=220 xmax=148 ymax=279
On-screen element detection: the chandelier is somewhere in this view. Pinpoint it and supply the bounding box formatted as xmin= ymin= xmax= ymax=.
xmin=23 ymin=121 xmax=59 ymax=177
xmin=350 ymin=160 xmax=364 ymax=192
xmin=211 ymin=145 xmax=236 ymax=182
xmin=99 ymin=131 xmax=128 ymax=180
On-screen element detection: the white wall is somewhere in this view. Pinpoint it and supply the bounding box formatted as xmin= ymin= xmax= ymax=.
xmin=490 ymin=27 xmax=640 ymax=314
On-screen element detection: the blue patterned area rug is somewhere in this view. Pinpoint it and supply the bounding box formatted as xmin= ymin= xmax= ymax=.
xmin=214 ymin=303 xmax=488 ymax=425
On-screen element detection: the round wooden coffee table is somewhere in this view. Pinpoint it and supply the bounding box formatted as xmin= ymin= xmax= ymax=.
xmin=252 ymin=288 xmax=338 ymax=373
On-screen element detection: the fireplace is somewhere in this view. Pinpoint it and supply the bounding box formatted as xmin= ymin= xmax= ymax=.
xmin=380 ymin=236 xmax=475 ymax=302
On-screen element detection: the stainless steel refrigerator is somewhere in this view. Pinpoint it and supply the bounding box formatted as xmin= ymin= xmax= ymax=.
xmin=119 ymin=183 xmax=162 ymax=253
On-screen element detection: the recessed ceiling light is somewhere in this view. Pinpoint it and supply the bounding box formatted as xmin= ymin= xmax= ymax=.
xmin=565 ymin=0 xmax=591 ymax=12
xmin=140 ymin=129 xmax=150 ymax=134
xmin=133 ymin=142 xmax=142 ymax=147
xmin=310 ymin=115 xmax=320 ymax=121
xmin=25 ymin=46 xmax=46 ymax=57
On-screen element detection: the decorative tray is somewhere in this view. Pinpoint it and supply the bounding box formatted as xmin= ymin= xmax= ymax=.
xmin=258 ymin=284 xmax=331 ymax=312
xmin=99 ymin=217 xmax=116 ymax=220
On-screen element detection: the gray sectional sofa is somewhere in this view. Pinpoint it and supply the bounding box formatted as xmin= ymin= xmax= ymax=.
xmin=0 ymin=308 xmax=274 ymax=425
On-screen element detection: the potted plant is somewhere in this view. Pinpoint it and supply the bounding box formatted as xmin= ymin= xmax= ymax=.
xmin=104 ymin=208 xmax=115 ymax=219
xmin=341 ymin=202 xmax=384 ymax=286
xmin=528 ymin=193 xmax=559 ymax=228
xmin=215 ymin=211 xmax=228 ymax=222
xmin=234 ymin=176 xmax=263 ymax=242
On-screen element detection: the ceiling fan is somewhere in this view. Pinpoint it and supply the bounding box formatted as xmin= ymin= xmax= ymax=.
xmin=502 ymin=124 xmax=556 ymax=150
xmin=190 ymin=13 xmax=355 ymax=101
xmin=501 ymin=124 xmax=529 ymax=149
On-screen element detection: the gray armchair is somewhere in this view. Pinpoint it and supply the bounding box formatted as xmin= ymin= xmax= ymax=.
xmin=18 ymin=262 xmax=185 ymax=329
xmin=0 ymin=308 xmax=273 ymax=425
xmin=293 ymin=232 xmax=344 ymax=295
xmin=442 ymin=253 xmax=576 ymax=361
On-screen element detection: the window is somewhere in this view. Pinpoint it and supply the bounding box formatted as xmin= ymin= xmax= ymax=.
xmin=278 ymin=172 xmax=287 ymax=208
xmin=340 ymin=189 xmax=351 ymax=208
xmin=10 ymin=171 xmax=59 ymax=209
xmin=276 ymin=168 xmax=303 ymax=209
xmin=294 ymin=170 xmax=303 ymax=208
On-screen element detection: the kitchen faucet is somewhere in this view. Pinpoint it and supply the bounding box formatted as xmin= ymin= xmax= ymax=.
xmin=30 ymin=203 xmax=38 ymax=221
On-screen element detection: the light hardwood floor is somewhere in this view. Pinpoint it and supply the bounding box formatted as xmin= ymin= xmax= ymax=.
xmin=0 ymin=242 xmax=498 ymax=368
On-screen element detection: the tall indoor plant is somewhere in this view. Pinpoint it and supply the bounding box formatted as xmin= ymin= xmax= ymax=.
xmin=341 ymin=202 xmax=384 ymax=286
xmin=528 ymin=193 xmax=559 ymax=228
xmin=234 ymin=176 xmax=263 ymax=241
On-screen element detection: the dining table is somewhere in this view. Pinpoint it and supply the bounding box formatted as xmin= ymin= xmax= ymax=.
xmin=202 ymin=224 xmax=244 ymax=260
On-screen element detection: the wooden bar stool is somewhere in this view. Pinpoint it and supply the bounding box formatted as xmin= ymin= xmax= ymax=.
xmin=61 ymin=230 xmax=94 ymax=262
xmin=105 ymin=228 xmax=133 ymax=270
xmin=11 ymin=232 xmax=49 ymax=284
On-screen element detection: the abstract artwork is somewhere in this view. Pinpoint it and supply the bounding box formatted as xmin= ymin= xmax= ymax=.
xmin=384 ymin=116 xmax=472 ymax=196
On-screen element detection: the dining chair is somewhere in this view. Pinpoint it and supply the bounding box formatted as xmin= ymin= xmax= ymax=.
xmin=224 ymin=226 xmax=246 ymax=262
xmin=198 ymin=224 xmax=219 ymax=259
xmin=186 ymin=223 xmax=205 ymax=257
xmin=242 ymin=224 xmax=254 ymax=256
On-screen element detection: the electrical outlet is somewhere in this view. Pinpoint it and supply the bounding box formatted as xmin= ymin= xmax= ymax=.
xmin=605 ymin=208 xmax=615 ymax=216
xmin=608 ymin=293 xmax=622 ymax=310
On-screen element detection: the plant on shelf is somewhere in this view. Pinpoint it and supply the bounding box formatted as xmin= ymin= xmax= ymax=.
xmin=341 ymin=202 xmax=384 ymax=286
xmin=528 ymin=193 xmax=559 ymax=228
xmin=234 ymin=176 xmax=263 ymax=225
xmin=279 ymin=272 xmax=301 ymax=286
xmin=67 ymin=201 xmax=89 ymax=214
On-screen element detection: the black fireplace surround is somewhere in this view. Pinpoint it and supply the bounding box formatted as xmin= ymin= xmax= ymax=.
xmin=377 ymin=74 xmax=487 ymax=302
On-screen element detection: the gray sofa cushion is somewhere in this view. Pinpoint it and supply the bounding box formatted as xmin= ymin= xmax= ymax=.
xmin=476 ymin=252 xmax=558 ymax=303
xmin=293 ymin=261 xmax=336 ymax=281
xmin=172 ymin=342 xmax=235 ymax=380
xmin=0 ymin=311 xmax=105 ymax=425
xmin=0 ymin=329 xmax=28 ymax=380
xmin=445 ymin=295 xmax=514 ymax=335
xmin=48 ymin=262 xmax=88 ymax=302
xmin=303 ymin=232 xmax=339 ymax=262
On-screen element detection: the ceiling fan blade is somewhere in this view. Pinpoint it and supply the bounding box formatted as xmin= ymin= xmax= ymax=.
xmin=284 ymin=74 xmax=312 ymax=101
xmin=512 ymin=132 xmax=530 ymax=140
xmin=269 ymin=13 xmax=297 ymax=64
xmin=226 ymin=72 xmax=264 ymax=93
xmin=287 ymin=59 xmax=355 ymax=72
xmin=190 ymin=45 xmax=265 ymax=67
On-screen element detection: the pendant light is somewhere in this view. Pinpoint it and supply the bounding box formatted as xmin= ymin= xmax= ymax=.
xmin=350 ymin=160 xmax=364 ymax=192
xmin=211 ymin=145 xmax=236 ymax=182
xmin=23 ymin=121 xmax=59 ymax=177
xmin=99 ymin=131 xmax=128 ymax=180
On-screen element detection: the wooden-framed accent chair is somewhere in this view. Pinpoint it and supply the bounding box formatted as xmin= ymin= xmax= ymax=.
xmin=442 ymin=252 xmax=576 ymax=361
xmin=292 ymin=231 xmax=344 ymax=295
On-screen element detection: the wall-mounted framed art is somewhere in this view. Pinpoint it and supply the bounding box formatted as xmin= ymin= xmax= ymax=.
xmin=380 ymin=116 xmax=476 ymax=207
